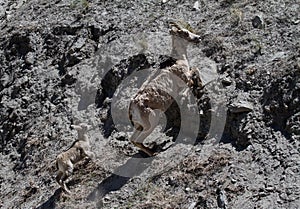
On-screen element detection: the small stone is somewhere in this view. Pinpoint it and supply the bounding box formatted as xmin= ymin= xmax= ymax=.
xmin=188 ymin=201 xmax=197 ymax=209
xmin=216 ymin=188 xmax=228 ymax=209
xmin=25 ymin=52 xmax=35 ymax=65
xmin=272 ymin=51 xmax=287 ymax=61
xmin=103 ymin=196 xmax=111 ymax=201
xmin=259 ymin=191 xmax=267 ymax=197
xmin=195 ymin=147 xmax=202 ymax=152
xmin=221 ymin=77 xmax=232 ymax=86
xmin=6 ymin=11 xmax=12 ymax=21
xmin=199 ymin=109 xmax=204 ymax=115
xmin=252 ymin=15 xmax=264 ymax=29
xmin=292 ymin=19 xmax=300 ymax=24
xmin=280 ymin=192 xmax=288 ymax=200
xmin=266 ymin=186 xmax=274 ymax=192
xmin=264 ymin=105 xmax=271 ymax=112
xmin=246 ymin=67 xmax=257 ymax=75
xmin=192 ymin=1 xmax=200 ymax=11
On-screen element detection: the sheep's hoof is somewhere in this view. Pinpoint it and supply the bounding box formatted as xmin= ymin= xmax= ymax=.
xmin=142 ymin=149 xmax=157 ymax=157
xmin=131 ymin=141 xmax=159 ymax=157
xmin=152 ymin=152 xmax=158 ymax=156
xmin=63 ymin=189 xmax=71 ymax=195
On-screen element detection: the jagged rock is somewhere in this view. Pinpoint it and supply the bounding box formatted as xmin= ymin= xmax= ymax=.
xmin=0 ymin=0 xmax=299 ymax=208
xmin=221 ymin=76 xmax=232 ymax=86
xmin=192 ymin=1 xmax=200 ymax=11
xmin=228 ymin=100 xmax=254 ymax=113
xmin=252 ymin=15 xmax=264 ymax=29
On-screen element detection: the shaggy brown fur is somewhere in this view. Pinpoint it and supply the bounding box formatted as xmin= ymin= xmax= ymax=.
xmin=128 ymin=21 xmax=201 ymax=156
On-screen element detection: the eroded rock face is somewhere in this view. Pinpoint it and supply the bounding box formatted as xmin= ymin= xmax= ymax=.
xmin=262 ymin=66 xmax=300 ymax=139
xmin=0 ymin=0 xmax=299 ymax=208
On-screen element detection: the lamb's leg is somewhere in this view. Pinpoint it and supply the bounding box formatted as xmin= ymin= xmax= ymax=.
xmin=61 ymin=173 xmax=71 ymax=194
xmin=61 ymin=162 xmax=73 ymax=194
xmin=56 ymin=158 xmax=67 ymax=190
xmin=78 ymin=144 xmax=95 ymax=161
xmin=81 ymin=149 xmax=95 ymax=161
xmin=85 ymin=151 xmax=95 ymax=159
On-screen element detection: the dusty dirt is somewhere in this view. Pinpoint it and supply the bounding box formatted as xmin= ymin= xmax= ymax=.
xmin=0 ymin=0 xmax=299 ymax=208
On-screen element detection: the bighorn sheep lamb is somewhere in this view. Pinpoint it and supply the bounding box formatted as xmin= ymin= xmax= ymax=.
xmin=56 ymin=123 xmax=94 ymax=193
xmin=128 ymin=21 xmax=201 ymax=156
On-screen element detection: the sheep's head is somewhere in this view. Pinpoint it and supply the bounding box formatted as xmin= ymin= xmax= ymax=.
xmin=169 ymin=20 xmax=200 ymax=43
xmin=71 ymin=123 xmax=90 ymax=132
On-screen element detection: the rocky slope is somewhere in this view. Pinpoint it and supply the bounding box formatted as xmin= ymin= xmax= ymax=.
xmin=0 ymin=0 xmax=299 ymax=208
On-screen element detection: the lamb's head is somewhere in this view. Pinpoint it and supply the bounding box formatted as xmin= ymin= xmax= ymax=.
xmin=71 ymin=123 xmax=89 ymax=133
xmin=169 ymin=21 xmax=200 ymax=43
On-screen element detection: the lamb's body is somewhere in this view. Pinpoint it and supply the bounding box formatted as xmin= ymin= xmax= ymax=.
xmin=128 ymin=21 xmax=201 ymax=156
xmin=56 ymin=123 xmax=94 ymax=193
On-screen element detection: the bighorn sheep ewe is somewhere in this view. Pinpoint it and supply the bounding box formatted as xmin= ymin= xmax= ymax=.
xmin=128 ymin=21 xmax=201 ymax=156
xmin=56 ymin=123 xmax=94 ymax=193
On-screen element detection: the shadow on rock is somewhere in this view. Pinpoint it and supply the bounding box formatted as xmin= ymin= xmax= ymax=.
xmin=87 ymin=152 xmax=154 ymax=205
xmin=36 ymin=188 xmax=63 ymax=209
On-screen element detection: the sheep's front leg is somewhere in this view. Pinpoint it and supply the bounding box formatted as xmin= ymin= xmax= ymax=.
xmin=61 ymin=161 xmax=73 ymax=194
xmin=59 ymin=170 xmax=71 ymax=194
xmin=80 ymin=147 xmax=95 ymax=160
xmin=84 ymin=150 xmax=96 ymax=161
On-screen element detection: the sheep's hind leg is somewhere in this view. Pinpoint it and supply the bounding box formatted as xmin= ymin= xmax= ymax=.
xmin=56 ymin=171 xmax=63 ymax=187
xmin=130 ymin=110 xmax=160 ymax=156
xmin=130 ymin=128 xmax=152 ymax=155
xmin=132 ymin=126 xmax=159 ymax=156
